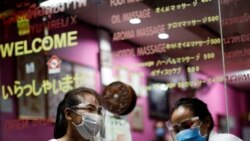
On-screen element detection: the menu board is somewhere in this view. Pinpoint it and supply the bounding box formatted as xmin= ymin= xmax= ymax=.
xmin=105 ymin=115 xmax=132 ymax=141
xmin=99 ymin=0 xmax=249 ymax=137
xmin=103 ymin=0 xmax=223 ymax=120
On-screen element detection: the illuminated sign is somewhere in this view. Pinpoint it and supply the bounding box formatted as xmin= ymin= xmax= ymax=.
xmin=0 ymin=30 xmax=78 ymax=58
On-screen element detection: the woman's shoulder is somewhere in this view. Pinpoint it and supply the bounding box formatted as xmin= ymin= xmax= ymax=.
xmin=209 ymin=131 xmax=243 ymax=141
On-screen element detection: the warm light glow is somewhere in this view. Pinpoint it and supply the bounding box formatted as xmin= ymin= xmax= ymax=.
xmin=129 ymin=18 xmax=141 ymax=24
xmin=101 ymin=67 xmax=114 ymax=85
xmin=100 ymin=38 xmax=111 ymax=51
xmin=40 ymin=0 xmax=72 ymax=7
xmin=158 ymin=33 xmax=169 ymax=39
xmin=160 ymin=84 xmax=168 ymax=91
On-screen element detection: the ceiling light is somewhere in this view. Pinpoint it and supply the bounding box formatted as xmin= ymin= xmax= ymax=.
xmin=158 ymin=33 xmax=169 ymax=39
xmin=129 ymin=18 xmax=141 ymax=24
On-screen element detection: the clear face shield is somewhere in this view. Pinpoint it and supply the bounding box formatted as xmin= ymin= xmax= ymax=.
xmin=166 ymin=117 xmax=200 ymax=141
xmin=69 ymin=102 xmax=107 ymax=141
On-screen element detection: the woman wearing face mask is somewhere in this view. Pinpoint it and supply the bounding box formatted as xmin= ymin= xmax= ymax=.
xmin=49 ymin=87 xmax=104 ymax=141
xmin=168 ymin=98 xmax=243 ymax=141
xmin=152 ymin=121 xmax=167 ymax=141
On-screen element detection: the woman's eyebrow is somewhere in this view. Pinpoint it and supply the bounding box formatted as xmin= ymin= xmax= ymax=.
xmin=84 ymin=104 xmax=97 ymax=108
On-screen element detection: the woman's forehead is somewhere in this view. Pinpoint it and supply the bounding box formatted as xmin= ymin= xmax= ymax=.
xmin=171 ymin=106 xmax=193 ymax=123
xmin=78 ymin=93 xmax=99 ymax=105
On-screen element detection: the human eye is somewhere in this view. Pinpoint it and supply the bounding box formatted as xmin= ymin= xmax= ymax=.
xmin=84 ymin=105 xmax=99 ymax=113
xmin=97 ymin=107 xmax=103 ymax=115
xmin=84 ymin=107 xmax=94 ymax=112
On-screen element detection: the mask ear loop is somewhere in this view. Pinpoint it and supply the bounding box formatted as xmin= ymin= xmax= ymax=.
xmin=199 ymin=121 xmax=208 ymax=136
xmin=204 ymin=128 xmax=208 ymax=136
xmin=65 ymin=108 xmax=85 ymax=126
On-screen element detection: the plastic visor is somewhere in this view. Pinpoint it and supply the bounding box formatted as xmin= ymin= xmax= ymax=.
xmin=166 ymin=117 xmax=200 ymax=141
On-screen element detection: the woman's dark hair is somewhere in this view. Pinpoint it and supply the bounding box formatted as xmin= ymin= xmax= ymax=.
xmin=54 ymin=87 xmax=101 ymax=138
xmin=172 ymin=98 xmax=214 ymax=133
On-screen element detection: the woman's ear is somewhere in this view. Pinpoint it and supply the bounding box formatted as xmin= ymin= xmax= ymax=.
xmin=64 ymin=108 xmax=73 ymax=120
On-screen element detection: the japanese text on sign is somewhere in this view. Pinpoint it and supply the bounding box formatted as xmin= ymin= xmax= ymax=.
xmin=1 ymin=74 xmax=83 ymax=100
xmin=155 ymin=0 xmax=212 ymax=14
xmin=167 ymin=15 xmax=219 ymax=29
xmin=112 ymin=37 xmax=220 ymax=58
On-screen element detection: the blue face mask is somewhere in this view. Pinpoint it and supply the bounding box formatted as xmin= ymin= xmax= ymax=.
xmin=175 ymin=127 xmax=206 ymax=141
xmin=155 ymin=127 xmax=165 ymax=137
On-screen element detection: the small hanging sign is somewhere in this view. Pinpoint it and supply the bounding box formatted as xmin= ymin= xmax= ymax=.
xmin=47 ymin=55 xmax=61 ymax=74
xmin=25 ymin=62 xmax=35 ymax=74
xmin=17 ymin=15 xmax=30 ymax=36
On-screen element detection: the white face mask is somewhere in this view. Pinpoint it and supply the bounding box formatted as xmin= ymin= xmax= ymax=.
xmin=72 ymin=113 xmax=102 ymax=140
